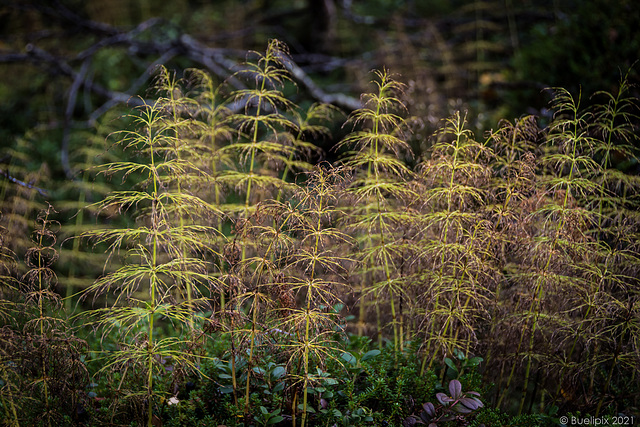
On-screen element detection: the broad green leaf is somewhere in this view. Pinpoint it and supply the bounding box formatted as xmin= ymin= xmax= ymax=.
xmin=361 ymin=349 xmax=381 ymax=362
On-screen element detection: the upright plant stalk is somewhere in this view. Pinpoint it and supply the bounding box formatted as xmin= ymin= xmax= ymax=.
xmin=224 ymin=39 xmax=298 ymax=217
xmin=23 ymin=205 xmax=60 ymax=427
xmin=337 ymin=69 xmax=414 ymax=354
xmin=82 ymin=99 xmax=220 ymax=426
xmin=221 ymin=39 xmax=299 ymax=418
xmin=416 ymin=112 xmax=494 ymax=374
xmin=281 ymin=166 xmax=351 ymax=427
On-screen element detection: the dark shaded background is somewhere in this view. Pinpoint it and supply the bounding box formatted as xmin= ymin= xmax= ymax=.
xmin=1 ymin=0 xmax=639 ymax=194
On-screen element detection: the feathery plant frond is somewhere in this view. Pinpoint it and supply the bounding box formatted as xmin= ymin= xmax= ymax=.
xmin=225 ymin=39 xmax=299 ymax=215
xmin=415 ymin=111 xmax=497 ymax=373
xmin=589 ymin=67 xmax=640 ymax=226
xmin=282 ymin=165 xmax=353 ymax=427
xmin=81 ymin=96 xmax=221 ymax=426
xmin=338 ymin=69 xmax=415 ymax=353
xmin=151 ymin=65 xmax=220 ymax=331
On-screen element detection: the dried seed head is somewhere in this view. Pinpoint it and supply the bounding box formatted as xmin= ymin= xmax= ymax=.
xmin=204 ymin=314 xmax=223 ymax=333
xmin=223 ymin=242 xmax=241 ymax=266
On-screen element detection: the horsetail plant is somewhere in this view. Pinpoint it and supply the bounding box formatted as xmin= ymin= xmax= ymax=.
xmin=497 ymin=87 xmax=604 ymax=413
xmin=227 ymin=202 xmax=293 ymax=420
xmin=415 ymin=111 xmax=496 ymax=374
xmin=185 ymin=67 xmax=234 ymax=227
xmin=560 ymin=71 xmax=640 ymax=416
xmin=214 ymin=40 xmax=301 ymax=417
xmin=222 ymin=39 xmax=299 ymax=216
xmin=481 ymin=117 xmax=540 ymax=404
xmin=7 ymin=205 xmax=90 ymax=425
xmin=151 ymin=65 xmax=206 ymax=332
xmin=586 ymin=71 xmax=640 ymax=415
xmin=337 ymin=69 xmax=415 ymax=353
xmin=81 ymin=97 xmax=222 ymax=426
xmin=282 ymin=166 xmax=352 ymax=427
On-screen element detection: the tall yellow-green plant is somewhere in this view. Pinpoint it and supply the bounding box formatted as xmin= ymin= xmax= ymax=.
xmin=81 ymin=98 xmax=221 ymax=426
xmin=216 ymin=40 xmax=301 ymax=416
xmin=415 ymin=112 xmax=496 ymax=373
xmin=152 ymin=66 xmax=208 ymax=332
xmin=221 ymin=39 xmax=298 ymax=216
xmin=337 ymin=69 xmax=415 ymax=352
xmin=185 ymin=67 xmax=234 ymax=223
xmin=281 ymin=166 xmax=352 ymax=426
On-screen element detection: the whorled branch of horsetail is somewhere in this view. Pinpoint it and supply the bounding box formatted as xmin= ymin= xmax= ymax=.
xmin=283 ymin=166 xmax=352 ymax=427
xmin=222 ymin=39 xmax=300 ymax=418
xmin=81 ymin=98 xmax=221 ymax=427
xmin=335 ymin=69 xmax=412 ymax=354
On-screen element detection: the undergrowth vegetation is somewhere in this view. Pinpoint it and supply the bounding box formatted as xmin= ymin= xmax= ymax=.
xmin=1 ymin=40 xmax=639 ymax=426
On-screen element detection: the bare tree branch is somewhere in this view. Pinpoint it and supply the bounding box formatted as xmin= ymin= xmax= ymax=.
xmin=283 ymin=56 xmax=361 ymax=111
